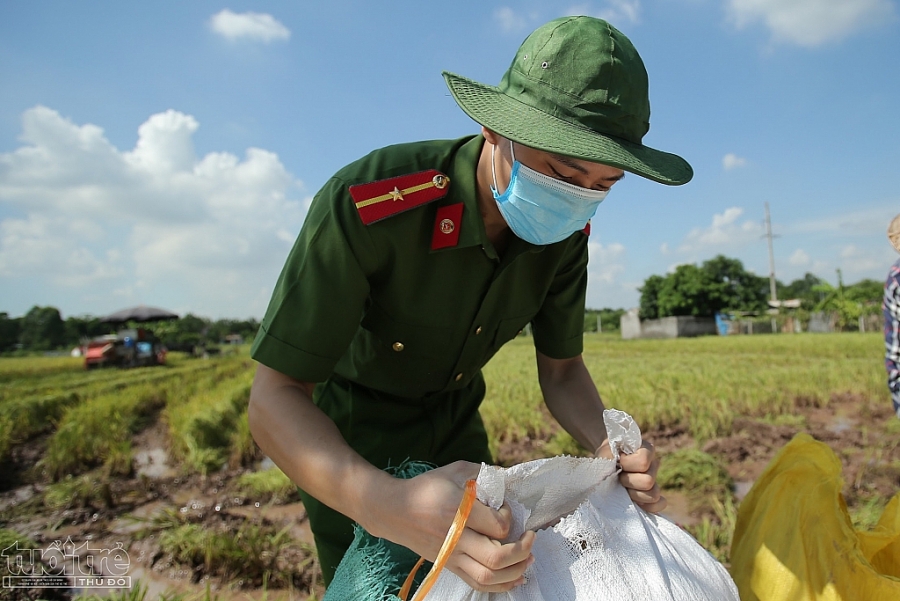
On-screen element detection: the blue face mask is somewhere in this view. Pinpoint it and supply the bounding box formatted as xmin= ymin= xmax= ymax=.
xmin=491 ymin=141 xmax=609 ymax=245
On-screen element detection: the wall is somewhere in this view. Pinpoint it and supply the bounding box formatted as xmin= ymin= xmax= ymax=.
xmin=620 ymin=313 xmax=717 ymax=340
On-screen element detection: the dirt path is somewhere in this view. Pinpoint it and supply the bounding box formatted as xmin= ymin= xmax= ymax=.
xmin=0 ymin=434 xmax=323 ymax=600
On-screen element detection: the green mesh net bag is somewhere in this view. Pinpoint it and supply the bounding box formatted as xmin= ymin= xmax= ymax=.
xmin=322 ymin=461 xmax=435 ymax=601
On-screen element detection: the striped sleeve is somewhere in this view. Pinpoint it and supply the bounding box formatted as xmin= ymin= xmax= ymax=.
xmin=883 ymin=261 xmax=900 ymax=418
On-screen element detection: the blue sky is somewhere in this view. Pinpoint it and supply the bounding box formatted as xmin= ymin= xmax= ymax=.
xmin=1 ymin=0 xmax=898 ymax=319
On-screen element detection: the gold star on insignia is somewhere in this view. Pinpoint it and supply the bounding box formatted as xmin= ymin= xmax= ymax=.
xmin=389 ymin=186 xmax=405 ymax=201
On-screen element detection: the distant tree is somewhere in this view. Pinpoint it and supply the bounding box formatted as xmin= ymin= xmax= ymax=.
xmin=639 ymin=274 xmax=666 ymax=319
xmin=19 ymin=306 xmax=66 ymax=351
xmin=779 ymin=272 xmax=827 ymax=308
xmin=207 ymin=318 xmax=260 ymax=343
xmin=178 ymin=313 xmax=210 ymax=336
xmin=657 ymin=264 xmax=718 ymax=317
xmin=701 ymin=255 xmax=768 ymax=313
xmin=639 ymin=255 xmax=769 ymax=318
xmin=844 ymin=278 xmax=883 ymax=307
xmin=583 ymin=308 xmax=625 ymax=332
xmin=143 ymin=314 xmax=209 ymax=352
xmin=64 ymin=315 xmax=111 ymax=346
xmin=0 ymin=313 xmax=22 ymax=352
xmin=809 ymin=275 xmax=883 ymax=330
xmin=598 ymin=308 xmax=625 ymax=332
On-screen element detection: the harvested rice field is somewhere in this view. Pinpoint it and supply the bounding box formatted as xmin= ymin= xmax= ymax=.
xmin=0 ymin=332 xmax=895 ymax=600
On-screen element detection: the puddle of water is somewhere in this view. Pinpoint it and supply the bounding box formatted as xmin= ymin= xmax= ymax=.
xmin=828 ymin=415 xmax=857 ymax=435
xmin=170 ymin=487 xmax=207 ymax=508
xmin=659 ymin=491 xmax=699 ymax=527
xmin=734 ymin=480 xmax=754 ymax=501
xmin=109 ymin=500 xmax=169 ymax=535
xmin=134 ymin=447 xmax=176 ymax=479
xmin=0 ymin=484 xmax=37 ymax=512
xmin=224 ymin=502 xmax=313 ymax=544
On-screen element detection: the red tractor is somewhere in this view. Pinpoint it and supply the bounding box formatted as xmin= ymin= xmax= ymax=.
xmin=83 ymin=328 xmax=167 ymax=369
xmin=84 ymin=306 xmax=177 ymax=369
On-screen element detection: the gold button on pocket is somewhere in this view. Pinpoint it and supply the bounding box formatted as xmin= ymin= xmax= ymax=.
xmin=454 ymin=373 xmax=463 ymax=381
xmin=392 ymin=342 xmax=405 ymax=352
xmin=475 ymin=326 xmax=482 ymax=335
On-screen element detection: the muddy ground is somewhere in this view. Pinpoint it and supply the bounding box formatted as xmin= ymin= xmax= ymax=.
xmin=1 ymin=392 xmax=898 ymax=600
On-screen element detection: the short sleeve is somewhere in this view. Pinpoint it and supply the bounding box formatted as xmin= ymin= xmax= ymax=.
xmin=530 ymin=237 xmax=589 ymax=359
xmin=251 ymin=177 xmax=375 ymax=382
xmin=884 ymin=266 xmax=900 ymax=403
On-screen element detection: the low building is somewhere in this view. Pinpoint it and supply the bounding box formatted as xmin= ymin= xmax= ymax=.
xmin=620 ymin=309 xmax=717 ymax=340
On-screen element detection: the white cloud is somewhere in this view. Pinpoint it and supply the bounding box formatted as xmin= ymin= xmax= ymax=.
xmin=840 ymin=244 xmax=863 ymax=259
xmin=789 ymin=248 xmax=810 ymax=266
xmin=838 ymin=244 xmax=885 ymax=276
xmin=0 ymin=106 xmax=307 ymax=318
xmin=790 ymin=205 xmax=894 ymax=236
xmin=588 ymin=240 xmax=626 ymax=283
xmin=722 ymin=152 xmax=747 ymax=170
xmin=209 ymin=9 xmax=290 ymax=43
xmin=495 ymin=7 xmax=525 ymax=33
xmin=660 ymin=242 xmax=670 ymax=255
xmin=677 ymin=207 xmax=764 ymax=253
xmin=726 ymin=0 xmax=895 ymax=47
xmin=494 ymin=7 xmax=530 ymax=33
xmin=567 ymin=0 xmax=641 ymax=24
xmin=586 ymin=239 xmax=629 ymax=308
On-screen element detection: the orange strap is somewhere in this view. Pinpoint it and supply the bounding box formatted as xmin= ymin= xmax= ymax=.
xmin=399 ymin=479 xmax=478 ymax=601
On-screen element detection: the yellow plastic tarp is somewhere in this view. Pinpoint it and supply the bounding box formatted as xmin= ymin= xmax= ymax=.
xmin=731 ymin=433 xmax=900 ymax=600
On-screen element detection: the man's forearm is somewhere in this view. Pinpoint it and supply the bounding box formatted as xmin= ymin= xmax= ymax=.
xmin=247 ymin=364 xmax=390 ymax=529
xmin=536 ymin=352 xmax=608 ymax=453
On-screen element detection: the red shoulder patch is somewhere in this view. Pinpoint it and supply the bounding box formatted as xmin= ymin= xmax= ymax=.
xmin=349 ymin=170 xmax=450 ymax=225
xmin=431 ymin=203 xmax=464 ymax=250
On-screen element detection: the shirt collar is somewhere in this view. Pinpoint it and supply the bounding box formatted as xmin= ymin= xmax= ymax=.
xmin=435 ymin=135 xmax=544 ymax=258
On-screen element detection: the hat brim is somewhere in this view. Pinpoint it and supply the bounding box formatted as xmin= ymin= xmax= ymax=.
xmin=444 ymin=72 xmax=693 ymax=186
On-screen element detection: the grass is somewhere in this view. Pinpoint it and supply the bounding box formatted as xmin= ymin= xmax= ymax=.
xmin=157 ymin=520 xmax=310 ymax=588
xmin=657 ymin=448 xmax=734 ymax=498
xmin=2 ymin=354 xmax=255 ymax=478
xmin=481 ymin=331 xmax=889 ymax=563
xmin=0 ymin=359 xmax=244 ymax=466
xmin=41 ymin=383 xmax=166 ymax=479
xmin=236 ymin=466 xmax=297 ymax=503
xmin=482 ymin=332 xmax=886 ymax=445
xmin=850 ymin=495 xmax=890 ymax=531
xmin=685 ymin=494 xmax=739 ymax=565
xmin=1 ymin=331 xmax=894 ymax=591
xmin=165 ymin=369 xmax=255 ymax=474
xmin=43 ymin=471 xmax=114 ymax=510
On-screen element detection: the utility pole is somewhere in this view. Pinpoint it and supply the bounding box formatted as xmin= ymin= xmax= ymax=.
xmin=765 ymin=202 xmax=777 ymax=303
xmin=765 ymin=203 xmax=779 ymax=334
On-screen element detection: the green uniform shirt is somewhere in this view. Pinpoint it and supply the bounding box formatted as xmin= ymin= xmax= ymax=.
xmin=250 ymin=134 xmax=589 ymax=584
xmin=251 ymin=134 xmax=588 ymax=396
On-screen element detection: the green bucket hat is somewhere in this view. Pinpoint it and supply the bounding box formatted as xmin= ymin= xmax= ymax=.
xmin=443 ymin=16 xmax=693 ymax=185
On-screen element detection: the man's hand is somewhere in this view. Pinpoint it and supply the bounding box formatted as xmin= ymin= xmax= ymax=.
xmin=363 ymin=461 xmax=534 ymax=593
xmin=596 ymin=439 xmax=666 ymax=513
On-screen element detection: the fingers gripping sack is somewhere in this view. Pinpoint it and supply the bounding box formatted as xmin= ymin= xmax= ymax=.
xmin=419 ymin=409 xmax=739 ymax=601
xmin=324 ymin=411 xmax=739 ymax=601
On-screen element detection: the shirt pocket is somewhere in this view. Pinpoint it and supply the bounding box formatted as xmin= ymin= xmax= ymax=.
xmin=346 ymin=302 xmax=457 ymax=397
xmin=360 ymin=301 xmax=453 ymax=360
xmin=478 ymin=312 xmax=536 ymax=368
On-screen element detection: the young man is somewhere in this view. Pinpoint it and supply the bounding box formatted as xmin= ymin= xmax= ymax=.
xmin=248 ymin=16 xmax=693 ymax=592
xmin=884 ymin=214 xmax=900 ymax=419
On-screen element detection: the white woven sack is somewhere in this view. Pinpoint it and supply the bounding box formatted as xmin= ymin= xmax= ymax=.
xmin=421 ymin=409 xmax=739 ymax=601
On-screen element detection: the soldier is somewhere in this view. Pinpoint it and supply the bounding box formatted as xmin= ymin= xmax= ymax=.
xmin=248 ymin=16 xmax=693 ymax=592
